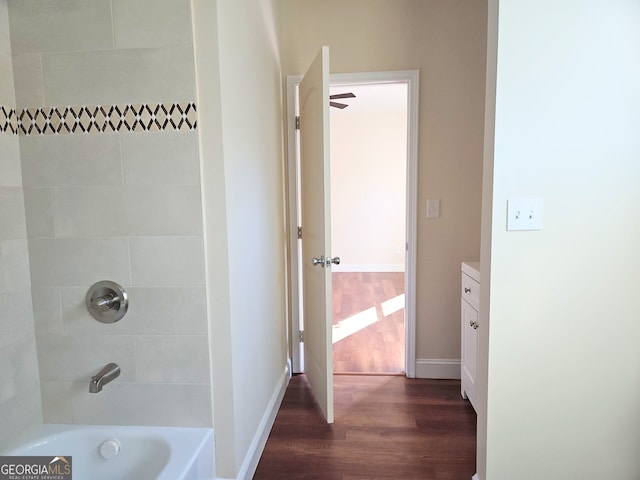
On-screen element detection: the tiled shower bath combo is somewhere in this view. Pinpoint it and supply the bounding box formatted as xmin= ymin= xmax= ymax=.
xmin=0 ymin=0 xmax=214 ymax=477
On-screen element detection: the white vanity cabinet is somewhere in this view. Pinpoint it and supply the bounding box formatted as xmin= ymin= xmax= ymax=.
xmin=461 ymin=261 xmax=480 ymax=412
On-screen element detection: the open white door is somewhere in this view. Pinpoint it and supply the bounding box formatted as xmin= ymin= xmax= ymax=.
xmin=299 ymin=46 xmax=335 ymax=424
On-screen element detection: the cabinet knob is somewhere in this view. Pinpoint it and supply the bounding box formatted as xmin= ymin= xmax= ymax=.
xmin=464 ymin=287 xmax=471 ymax=294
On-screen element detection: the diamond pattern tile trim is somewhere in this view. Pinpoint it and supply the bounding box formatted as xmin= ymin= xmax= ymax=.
xmin=0 ymin=102 xmax=197 ymax=136
xmin=0 ymin=105 xmax=19 ymax=135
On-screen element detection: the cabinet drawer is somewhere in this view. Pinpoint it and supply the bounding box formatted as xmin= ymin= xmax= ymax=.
xmin=461 ymin=273 xmax=480 ymax=309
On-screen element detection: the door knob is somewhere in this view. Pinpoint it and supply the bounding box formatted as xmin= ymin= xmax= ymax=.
xmin=312 ymin=256 xmax=341 ymax=267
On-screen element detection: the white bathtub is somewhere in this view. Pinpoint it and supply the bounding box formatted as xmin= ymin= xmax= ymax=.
xmin=1 ymin=424 xmax=214 ymax=480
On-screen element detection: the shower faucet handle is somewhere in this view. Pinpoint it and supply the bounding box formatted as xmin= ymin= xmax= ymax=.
xmin=91 ymin=293 xmax=121 ymax=312
xmin=86 ymin=281 xmax=129 ymax=323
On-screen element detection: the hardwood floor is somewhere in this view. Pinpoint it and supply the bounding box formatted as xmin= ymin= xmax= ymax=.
xmin=332 ymin=272 xmax=405 ymax=374
xmin=254 ymin=375 xmax=477 ymax=479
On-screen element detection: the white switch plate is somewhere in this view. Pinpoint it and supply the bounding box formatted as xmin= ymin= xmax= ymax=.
xmin=507 ymin=198 xmax=543 ymax=231
xmin=427 ymin=199 xmax=440 ymax=218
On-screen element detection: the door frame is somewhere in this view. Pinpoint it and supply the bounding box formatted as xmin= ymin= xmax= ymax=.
xmin=286 ymin=70 xmax=420 ymax=378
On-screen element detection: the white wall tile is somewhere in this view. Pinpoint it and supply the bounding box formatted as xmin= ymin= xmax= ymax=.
xmin=124 ymin=185 xmax=203 ymax=236
xmin=0 ymin=187 xmax=27 ymax=240
xmin=42 ymin=44 xmax=196 ymax=106
xmin=11 ymin=53 xmax=44 ymax=109
xmin=136 ymin=335 xmax=209 ymax=384
xmin=62 ymin=286 xmax=207 ymax=335
xmin=126 ymin=286 xmax=207 ymax=334
xmin=130 ymin=236 xmax=205 ymax=286
xmin=23 ymin=187 xmax=55 ymax=238
xmin=0 ymin=51 xmax=15 ymax=105
xmin=0 ymin=289 xmax=34 ymax=349
xmin=36 ymin=334 xmax=136 ymax=383
xmin=31 ymin=287 xmax=63 ymax=336
xmin=8 ymin=0 xmax=113 ymax=54
xmin=0 ymin=337 xmax=40 ymax=404
xmin=71 ymin=382 xmax=212 ymax=427
xmin=40 ymin=381 xmax=73 ymax=424
xmin=0 ymin=5 xmax=40 ymax=438
xmin=0 ymin=0 xmax=10 ymax=55
xmin=28 ymin=238 xmax=131 ymax=287
xmin=1 ymin=238 xmax=31 ymax=292
xmin=20 ymin=134 xmax=123 ymax=187
xmin=121 ymin=131 xmax=200 ymax=185
xmin=53 ymin=186 xmax=127 ymax=237
xmin=51 ymin=185 xmax=203 ymax=237
xmin=112 ymin=0 xmax=193 ymax=49
xmin=0 ymin=135 xmax=22 ymax=187
xmin=0 ymin=385 xmax=42 ymax=450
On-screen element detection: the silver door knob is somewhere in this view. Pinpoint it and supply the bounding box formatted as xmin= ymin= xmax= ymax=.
xmin=312 ymin=256 xmax=325 ymax=267
xmin=327 ymin=256 xmax=340 ymax=266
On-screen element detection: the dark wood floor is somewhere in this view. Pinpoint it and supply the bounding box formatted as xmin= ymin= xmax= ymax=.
xmin=333 ymin=272 xmax=405 ymax=374
xmin=254 ymin=374 xmax=477 ymax=480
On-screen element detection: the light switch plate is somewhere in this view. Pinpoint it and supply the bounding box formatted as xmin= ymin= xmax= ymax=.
xmin=427 ymin=199 xmax=440 ymax=219
xmin=507 ymin=198 xmax=543 ymax=231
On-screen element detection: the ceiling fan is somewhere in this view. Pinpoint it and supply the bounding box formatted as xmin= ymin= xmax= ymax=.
xmin=330 ymin=92 xmax=356 ymax=109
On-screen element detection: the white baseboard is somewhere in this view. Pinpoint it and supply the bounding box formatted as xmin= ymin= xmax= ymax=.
xmin=235 ymin=363 xmax=290 ymax=480
xmin=331 ymin=263 xmax=405 ymax=273
xmin=415 ymin=358 xmax=461 ymax=379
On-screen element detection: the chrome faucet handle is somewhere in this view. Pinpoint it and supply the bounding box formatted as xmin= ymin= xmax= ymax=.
xmin=91 ymin=293 xmax=120 ymax=311
xmin=86 ymin=281 xmax=128 ymax=323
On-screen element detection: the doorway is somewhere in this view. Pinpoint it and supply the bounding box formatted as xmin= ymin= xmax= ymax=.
xmin=286 ymin=70 xmax=419 ymax=378
xmin=329 ymin=82 xmax=408 ymax=374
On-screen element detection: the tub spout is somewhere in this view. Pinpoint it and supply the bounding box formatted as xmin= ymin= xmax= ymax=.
xmin=90 ymin=363 xmax=120 ymax=393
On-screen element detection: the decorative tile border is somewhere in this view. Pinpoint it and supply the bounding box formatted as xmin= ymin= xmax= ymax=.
xmin=0 ymin=106 xmax=19 ymax=135
xmin=1 ymin=102 xmax=197 ymax=136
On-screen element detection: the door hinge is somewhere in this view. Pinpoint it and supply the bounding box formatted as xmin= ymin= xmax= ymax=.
xmin=295 ymin=116 xmax=300 ymax=130
xmin=297 ymin=226 xmax=302 ymax=239
xmin=299 ymin=330 xmax=304 ymax=342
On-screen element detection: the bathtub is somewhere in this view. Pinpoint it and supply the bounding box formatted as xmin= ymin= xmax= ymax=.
xmin=1 ymin=424 xmax=214 ymax=480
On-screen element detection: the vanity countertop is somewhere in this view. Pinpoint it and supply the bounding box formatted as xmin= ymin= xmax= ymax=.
xmin=461 ymin=261 xmax=480 ymax=282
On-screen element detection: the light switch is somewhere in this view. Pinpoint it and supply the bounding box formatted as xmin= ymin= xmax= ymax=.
xmin=507 ymin=198 xmax=543 ymax=231
xmin=427 ymin=199 xmax=440 ymax=219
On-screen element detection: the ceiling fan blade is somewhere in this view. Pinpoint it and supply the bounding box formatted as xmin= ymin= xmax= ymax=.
xmin=330 ymin=101 xmax=348 ymax=109
xmin=329 ymin=92 xmax=356 ymax=100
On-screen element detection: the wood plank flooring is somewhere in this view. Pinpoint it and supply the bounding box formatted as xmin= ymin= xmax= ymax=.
xmin=332 ymin=272 xmax=405 ymax=374
xmin=254 ymin=374 xmax=477 ymax=479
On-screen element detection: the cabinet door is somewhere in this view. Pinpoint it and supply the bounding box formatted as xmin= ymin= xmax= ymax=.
xmin=461 ymin=298 xmax=478 ymax=410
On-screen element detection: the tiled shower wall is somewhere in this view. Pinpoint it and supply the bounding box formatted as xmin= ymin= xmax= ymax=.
xmin=6 ymin=0 xmax=212 ymax=427
xmin=0 ymin=0 xmax=43 ymax=449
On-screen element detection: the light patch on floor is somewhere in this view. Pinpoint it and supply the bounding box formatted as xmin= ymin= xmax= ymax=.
xmin=332 ymin=306 xmax=378 ymax=344
xmin=381 ymin=293 xmax=405 ymax=317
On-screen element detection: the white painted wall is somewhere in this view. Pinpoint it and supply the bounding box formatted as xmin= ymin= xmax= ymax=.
xmin=479 ymin=1 xmax=640 ymax=478
xmin=193 ymin=0 xmax=289 ymax=477
xmin=330 ymin=109 xmax=407 ymax=272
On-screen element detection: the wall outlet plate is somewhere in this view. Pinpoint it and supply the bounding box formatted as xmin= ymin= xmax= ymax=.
xmin=507 ymin=198 xmax=543 ymax=231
